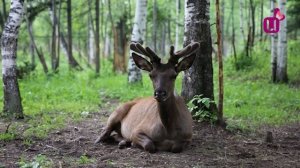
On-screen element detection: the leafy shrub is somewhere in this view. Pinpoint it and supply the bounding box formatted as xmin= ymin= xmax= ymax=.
xmin=232 ymin=53 xmax=254 ymax=71
xmin=188 ymin=95 xmax=217 ymax=123
xmin=17 ymin=61 xmax=36 ymax=79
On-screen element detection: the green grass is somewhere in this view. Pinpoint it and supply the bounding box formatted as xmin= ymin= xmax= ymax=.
xmin=0 ymin=132 xmax=15 ymax=141
xmin=0 ymin=41 xmax=299 ymax=139
xmin=220 ymin=41 xmax=300 ymax=128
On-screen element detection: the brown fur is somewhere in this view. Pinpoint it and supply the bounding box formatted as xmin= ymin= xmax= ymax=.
xmin=97 ymin=94 xmax=193 ymax=153
xmin=96 ymin=42 xmax=199 ymax=153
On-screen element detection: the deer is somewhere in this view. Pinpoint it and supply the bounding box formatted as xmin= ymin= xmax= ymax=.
xmin=95 ymin=42 xmax=200 ymax=153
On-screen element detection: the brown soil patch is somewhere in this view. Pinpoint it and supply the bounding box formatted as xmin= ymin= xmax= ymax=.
xmin=0 ymin=100 xmax=299 ymax=168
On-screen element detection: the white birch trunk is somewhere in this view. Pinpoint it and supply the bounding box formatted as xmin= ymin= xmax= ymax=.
xmin=88 ymin=17 xmax=96 ymax=64
xmin=271 ymin=0 xmax=278 ymax=82
xmin=276 ymin=0 xmax=288 ymax=82
xmin=221 ymin=0 xmax=225 ymax=56
xmin=127 ymin=0 xmax=147 ymax=83
xmin=239 ymin=0 xmax=245 ymax=43
xmin=104 ymin=35 xmax=111 ymax=58
xmin=1 ymin=0 xmax=24 ymax=118
xmin=175 ymin=0 xmax=180 ymax=50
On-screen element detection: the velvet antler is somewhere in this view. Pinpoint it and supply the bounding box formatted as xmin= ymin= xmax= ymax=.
xmin=168 ymin=42 xmax=200 ymax=64
xmin=130 ymin=43 xmax=161 ymax=64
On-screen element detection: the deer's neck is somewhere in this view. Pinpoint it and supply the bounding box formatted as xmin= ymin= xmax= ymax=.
xmin=157 ymin=94 xmax=178 ymax=129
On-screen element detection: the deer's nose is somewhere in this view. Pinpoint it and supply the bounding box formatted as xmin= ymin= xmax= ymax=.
xmin=154 ymin=90 xmax=167 ymax=98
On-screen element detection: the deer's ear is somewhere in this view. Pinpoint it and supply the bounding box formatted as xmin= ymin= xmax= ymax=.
xmin=132 ymin=53 xmax=153 ymax=72
xmin=175 ymin=54 xmax=196 ymax=72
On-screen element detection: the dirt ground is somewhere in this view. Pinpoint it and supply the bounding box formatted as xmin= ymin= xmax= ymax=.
xmin=0 ymin=100 xmax=299 ymax=168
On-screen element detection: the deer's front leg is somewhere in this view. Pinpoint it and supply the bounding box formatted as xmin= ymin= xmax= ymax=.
xmin=132 ymin=132 xmax=156 ymax=153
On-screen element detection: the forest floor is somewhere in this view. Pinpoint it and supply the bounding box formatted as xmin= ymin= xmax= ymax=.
xmin=0 ymin=99 xmax=299 ymax=168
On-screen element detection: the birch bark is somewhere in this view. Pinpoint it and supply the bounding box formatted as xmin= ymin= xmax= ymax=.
xmin=181 ymin=0 xmax=216 ymax=111
xmin=1 ymin=0 xmax=24 ymax=118
xmin=276 ymin=0 xmax=288 ymax=82
xmin=127 ymin=0 xmax=147 ymax=83
xmin=239 ymin=0 xmax=245 ymax=43
xmin=271 ymin=0 xmax=278 ymax=82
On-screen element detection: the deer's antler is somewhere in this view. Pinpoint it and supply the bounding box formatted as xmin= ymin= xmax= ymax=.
xmin=130 ymin=43 xmax=161 ymax=64
xmin=168 ymin=42 xmax=200 ymax=64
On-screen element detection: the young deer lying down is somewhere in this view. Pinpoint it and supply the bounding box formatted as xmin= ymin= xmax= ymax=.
xmin=95 ymin=42 xmax=200 ymax=153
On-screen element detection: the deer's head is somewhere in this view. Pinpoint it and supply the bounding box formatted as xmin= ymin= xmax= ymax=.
xmin=130 ymin=42 xmax=200 ymax=102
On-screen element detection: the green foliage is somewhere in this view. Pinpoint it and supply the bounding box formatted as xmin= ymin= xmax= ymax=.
xmin=231 ymin=52 xmax=255 ymax=71
xmin=188 ymin=95 xmax=217 ymax=123
xmin=78 ymin=154 xmax=94 ymax=165
xmin=16 ymin=61 xmax=36 ymax=79
xmin=18 ymin=154 xmax=53 ymax=168
xmin=220 ymin=40 xmax=300 ymax=128
xmin=0 ymin=133 xmax=15 ymax=141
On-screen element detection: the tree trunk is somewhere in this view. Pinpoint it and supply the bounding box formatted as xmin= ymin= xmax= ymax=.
xmin=231 ymin=0 xmax=237 ymax=66
xmin=161 ymin=23 xmax=166 ymax=56
xmin=1 ymin=0 xmax=24 ymax=119
xmin=249 ymin=0 xmax=256 ymax=48
xmin=67 ymin=0 xmax=81 ymax=70
xmin=0 ymin=11 xmax=4 ymax=31
xmin=28 ymin=20 xmax=35 ymax=67
xmin=49 ymin=0 xmax=80 ymax=71
xmin=216 ymin=0 xmax=225 ymax=126
xmin=239 ymin=0 xmax=246 ymax=43
xmin=127 ymin=0 xmax=147 ymax=84
xmin=181 ymin=0 xmax=217 ymax=113
xmin=95 ymin=0 xmax=100 ymax=74
xmin=113 ymin=17 xmax=127 ymax=73
xmin=271 ymin=0 xmax=278 ymax=82
xmin=50 ymin=0 xmax=59 ymax=71
xmin=1 ymin=0 xmax=7 ymax=22
xmin=104 ymin=34 xmax=111 ymax=58
xmin=152 ymin=0 xmax=157 ymax=52
xmin=221 ymin=0 xmax=225 ymax=57
xmin=276 ymin=0 xmax=288 ymax=82
xmin=260 ymin=0 xmax=264 ymax=41
xmin=88 ymin=15 xmax=96 ymax=65
xmin=25 ymin=15 xmax=49 ymax=74
xmin=167 ymin=13 xmax=171 ymax=46
xmin=88 ymin=0 xmax=95 ymax=65
xmin=67 ymin=0 xmax=72 ymax=64
xmin=175 ymin=0 xmax=180 ymax=50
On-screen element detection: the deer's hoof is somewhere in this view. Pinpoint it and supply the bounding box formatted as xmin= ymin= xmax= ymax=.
xmin=118 ymin=140 xmax=131 ymax=149
xmin=145 ymin=142 xmax=156 ymax=153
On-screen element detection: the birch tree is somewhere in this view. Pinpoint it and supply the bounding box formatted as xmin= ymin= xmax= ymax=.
xmin=271 ymin=0 xmax=278 ymax=82
xmin=276 ymin=0 xmax=288 ymax=82
xmin=239 ymin=0 xmax=245 ymax=43
xmin=127 ymin=0 xmax=147 ymax=83
xmin=1 ymin=0 xmax=24 ymax=118
xmin=175 ymin=0 xmax=180 ymax=50
xmin=152 ymin=0 xmax=157 ymax=52
xmin=88 ymin=0 xmax=96 ymax=65
xmin=95 ymin=0 xmax=100 ymax=74
xmin=50 ymin=0 xmax=59 ymax=71
xmin=181 ymin=0 xmax=217 ymax=113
